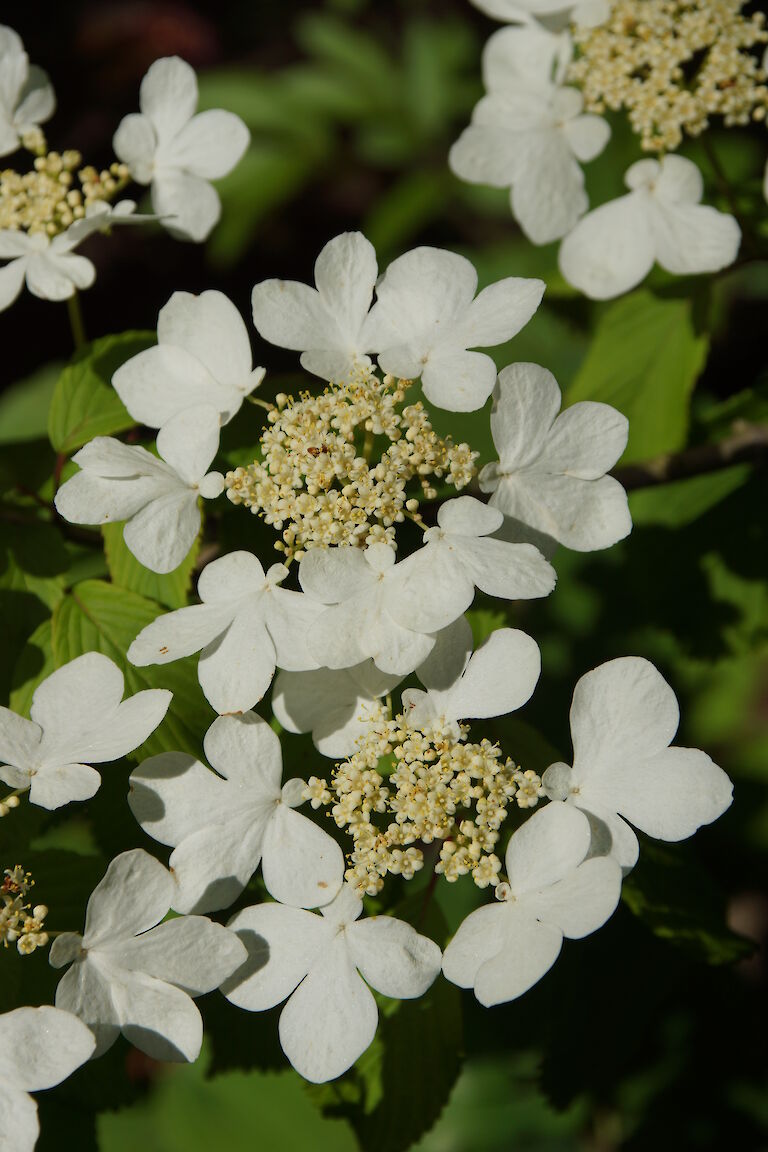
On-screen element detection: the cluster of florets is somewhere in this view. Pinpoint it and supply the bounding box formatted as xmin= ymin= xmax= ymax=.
xmin=568 ymin=0 xmax=768 ymax=152
xmin=225 ymin=369 xmax=477 ymax=560
xmin=0 ymin=866 xmax=48 ymax=955
xmin=305 ymin=704 xmax=544 ymax=896
xmin=0 ymin=138 xmax=130 ymax=235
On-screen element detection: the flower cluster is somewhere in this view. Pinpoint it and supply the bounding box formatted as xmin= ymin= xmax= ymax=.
xmin=1 ymin=866 xmax=48 ymax=955
xmin=226 ymin=371 xmax=477 ymax=559
xmin=451 ymin=2 xmax=750 ymax=298
xmin=569 ymin=0 xmax=768 ymax=152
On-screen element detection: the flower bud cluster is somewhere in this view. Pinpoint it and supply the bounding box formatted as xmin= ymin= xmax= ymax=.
xmin=304 ymin=705 xmax=544 ymax=896
xmin=225 ymin=369 xmax=477 ymax=561
xmin=568 ymin=0 xmax=768 ymax=152
xmin=0 ymin=143 xmax=130 ymax=235
xmin=0 ymin=866 xmax=49 ymax=955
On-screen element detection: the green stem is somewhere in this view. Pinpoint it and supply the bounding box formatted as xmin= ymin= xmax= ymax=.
xmin=246 ymin=396 xmax=276 ymax=413
xmin=66 ymin=292 xmax=86 ymax=351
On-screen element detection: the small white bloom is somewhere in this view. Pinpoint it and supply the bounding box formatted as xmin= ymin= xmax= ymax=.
xmin=49 ymin=849 xmax=246 ymax=1061
xmin=128 ymin=551 xmax=323 ymax=715
xmin=469 ymin=0 xmax=609 ymax=29
xmin=54 ymin=406 xmax=225 ymax=574
xmin=442 ymin=802 xmax=621 ymax=1004
xmin=251 ymin=231 xmax=382 ymax=382
xmin=541 ymin=657 xmax=734 ymax=870
xmin=0 ymin=26 xmax=55 ymax=158
xmin=402 ymin=618 xmax=541 ymax=738
xmin=129 ymin=713 xmax=344 ymax=913
xmin=450 ymin=32 xmax=610 ymax=244
xmin=113 ymin=290 xmax=265 ymax=431
xmin=299 ymin=542 xmax=461 ymax=676
xmin=0 ymin=200 xmax=149 ymax=313
xmin=479 ymin=362 xmax=631 ymax=552
xmin=113 ymin=56 xmax=250 ymax=242
xmin=397 ymin=496 xmax=557 ymax=624
xmin=369 ymin=246 xmax=544 ymax=411
xmin=223 ymin=884 xmax=442 ymax=1083
xmin=0 ymin=653 xmax=171 ymax=810
xmin=273 ymin=661 xmax=401 ymax=758
xmin=559 ymin=155 xmax=741 ymax=299
xmin=0 ymin=1006 xmax=95 ymax=1152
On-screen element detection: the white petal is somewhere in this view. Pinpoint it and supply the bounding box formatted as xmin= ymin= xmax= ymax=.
xmin=490 ymin=362 xmax=562 ymax=468
xmin=264 ymin=586 xmax=324 ymax=672
xmin=526 ymin=855 xmax=621 ymax=937
xmin=139 ymin=56 xmax=198 ymax=142
xmin=53 ymin=958 xmax=121 ymax=1058
xmin=392 ymin=548 xmax=474 ymax=634
xmin=224 ymin=903 xmax=330 ymax=1010
xmin=112 ymin=113 xmax=156 ymax=183
xmin=162 ymin=109 xmax=249 ymax=179
xmin=298 ymin=544 xmax=373 ymax=604
xmin=482 ymin=24 xmax=570 ymax=90
xmin=25 ymin=252 xmax=94 ymax=301
xmin=152 ymin=169 xmax=221 ymax=242
xmin=474 ymin=910 xmax=563 ymax=1006
xmin=449 ymin=124 xmax=521 ymax=188
xmin=314 ymin=231 xmax=378 ymax=347
xmin=261 ymin=805 xmax=344 ymax=909
xmin=441 ymin=904 xmax=505 ymax=990
xmin=54 ymin=471 xmax=163 ymax=529
xmin=562 ymin=112 xmax=610 ymax=162
xmin=272 ymin=666 xmax=393 ymax=757
xmin=420 ymin=347 xmax=498 ymax=412
xmin=167 ymin=813 xmax=269 ymax=914
xmin=490 ymin=471 xmax=632 ymax=552
xmin=83 ymin=849 xmax=173 ymax=946
xmin=156 ymin=404 xmax=220 ymax=484
xmin=454 ymin=536 xmax=556 ymax=601
xmin=511 ymin=139 xmax=588 ymax=244
xmin=129 ymin=753 xmax=241 ymax=846
xmin=203 ymin=711 xmax=283 ymax=791
xmin=112 ymin=345 xmax=224 ymax=429
xmin=251 ymin=280 xmax=332 ymax=354
xmin=652 ymin=154 xmax=703 ymax=203
xmin=278 ymin=939 xmax=378 ymax=1083
xmin=128 ymin=603 xmax=233 ymax=667
xmin=0 ymin=1085 xmax=38 ymax=1152
xmin=113 ymin=915 xmax=246 ymax=993
xmin=0 ymin=708 xmax=41 ymax=772
xmin=71 ymin=436 xmax=170 ymax=479
xmin=118 ymin=969 xmax=203 ymax=1062
xmin=504 ymin=801 xmax=591 ymax=895
xmin=442 ymin=628 xmax=540 ymax=720
xmin=157 ymin=289 xmax=255 ymax=396
xmin=539 ymin=400 xmax=628 ymax=478
xmin=0 ymin=257 xmax=27 ymax=312
xmin=650 ymin=200 xmax=740 ymax=277
xmin=454 ymin=276 xmax=545 ymax=348
xmin=0 ymin=1006 xmax=95 ymax=1092
xmin=415 ymin=616 xmax=473 ymax=691
xmin=348 ymin=917 xmax=441 ymax=998
xmin=122 ymin=489 xmax=200 ymax=574
xmin=198 ymin=607 xmax=275 ymax=714
xmin=558 ymin=193 xmax=655 ymax=300
xmin=28 ymin=762 xmax=101 ymax=810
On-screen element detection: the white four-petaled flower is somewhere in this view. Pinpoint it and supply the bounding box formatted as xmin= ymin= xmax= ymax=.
xmin=0 ymin=26 xmax=55 ymax=158
xmin=0 ymin=1006 xmax=95 ymax=1152
xmin=113 ymin=290 xmax=265 ymax=431
xmin=128 ymin=551 xmax=323 ymax=715
xmin=469 ymin=0 xmax=609 ymax=27
xmin=223 ymin=884 xmax=442 ymax=1083
xmin=49 ymin=849 xmax=247 ymax=1061
xmin=113 ymin=56 xmax=250 ymax=242
xmin=0 ymin=653 xmax=171 ymax=810
xmin=442 ymin=801 xmax=621 ymax=1004
xmin=54 ymin=407 xmax=225 ymax=573
xmin=542 ymin=657 xmax=734 ymax=870
xmin=479 ymin=362 xmax=631 ymax=552
xmin=559 ymin=155 xmax=741 ymax=299
xmin=129 ymin=713 xmax=344 ymax=913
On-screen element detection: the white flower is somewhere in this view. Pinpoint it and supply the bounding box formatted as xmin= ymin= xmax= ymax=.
xmin=559 ymin=155 xmax=741 ymax=300
xmin=251 ymin=231 xmax=382 ymax=383
xmin=0 ymin=200 xmax=149 ymax=313
xmin=0 ymin=26 xmax=55 ymax=158
xmin=112 ymin=290 xmax=265 ymax=431
xmin=128 ymin=551 xmax=323 ymax=715
xmin=469 ymin=0 xmax=609 ymax=29
xmin=442 ymin=802 xmax=621 ymax=1004
xmin=298 ymin=542 xmax=461 ymax=676
xmin=450 ymin=33 xmax=610 ymax=244
xmin=402 ymin=618 xmax=541 ymax=738
xmin=0 ymin=653 xmax=171 ymax=810
xmin=113 ymin=56 xmax=250 ymax=242
xmin=397 ymin=496 xmax=557 ymax=622
xmin=541 ymin=657 xmax=734 ymax=870
xmin=273 ymin=661 xmax=401 ymax=758
xmin=369 ymin=246 xmax=544 ymax=411
xmin=478 ymin=362 xmax=631 ymax=552
xmin=49 ymin=849 xmax=247 ymax=1061
xmin=129 ymin=713 xmax=344 ymax=913
xmin=54 ymin=407 xmax=225 ymax=574
xmin=223 ymin=884 xmax=442 ymax=1083
xmin=0 ymin=1006 xmax=95 ymax=1152
xmin=481 ymin=22 xmax=571 ymax=88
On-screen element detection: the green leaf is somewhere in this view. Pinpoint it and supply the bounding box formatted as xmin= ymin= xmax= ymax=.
xmin=622 ymin=842 xmax=754 ymax=965
xmin=0 ymin=362 xmax=62 ymax=445
xmin=102 ymin=522 xmax=198 ymax=610
xmin=566 ymin=291 xmax=709 ymax=464
xmin=49 ymin=580 xmax=213 ymax=759
xmin=48 ymin=332 xmax=154 ymax=454
xmin=629 ymin=465 xmax=752 ymax=528
xmin=9 ymin=617 xmax=56 ymax=716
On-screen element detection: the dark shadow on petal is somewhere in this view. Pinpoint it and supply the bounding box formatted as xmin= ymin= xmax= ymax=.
xmin=220 ymin=928 xmax=270 ymax=998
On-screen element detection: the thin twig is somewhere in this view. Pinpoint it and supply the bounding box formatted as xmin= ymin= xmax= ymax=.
xmin=612 ymin=421 xmax=768 ymax=490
